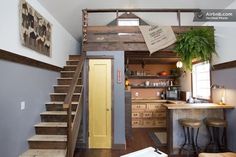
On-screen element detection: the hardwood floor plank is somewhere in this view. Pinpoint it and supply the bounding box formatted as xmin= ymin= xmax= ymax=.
xmin=74 ymin=128 xmax=167 ymax=157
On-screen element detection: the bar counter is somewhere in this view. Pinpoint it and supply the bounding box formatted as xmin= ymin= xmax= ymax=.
xmin=162 ymin=102 xmax=235 ymax=109
xmin=162 ymin=101 xmax=234 ymax=155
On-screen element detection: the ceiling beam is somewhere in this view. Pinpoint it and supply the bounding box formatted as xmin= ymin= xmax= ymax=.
xmin=125 ymin=51 xmax=179 ymax=58
xmin=85 ymin=8 xmax=200 ymax=13
xmin=128 ymin=59 xmax=177 ymax=65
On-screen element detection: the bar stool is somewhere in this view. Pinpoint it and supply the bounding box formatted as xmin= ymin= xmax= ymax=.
xmin=179 ymin=118 xmax=202 ymax=155
xmin=205 ymin=118 xmax=227 ymax=152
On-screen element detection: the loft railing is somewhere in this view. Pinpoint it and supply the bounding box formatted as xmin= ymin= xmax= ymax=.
xmin=81 ymin=8 xmax=213 ymax=52
xmin=63 ymin=53 xmax=85 ymax=157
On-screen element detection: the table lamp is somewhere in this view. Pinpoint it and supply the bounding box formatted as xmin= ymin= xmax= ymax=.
xmin=211 ymin=84 xmax=225 ymax=105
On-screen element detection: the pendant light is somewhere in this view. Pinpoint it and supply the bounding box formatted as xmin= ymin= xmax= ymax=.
xmin=176 ymin=61 xmax=183 ymax=68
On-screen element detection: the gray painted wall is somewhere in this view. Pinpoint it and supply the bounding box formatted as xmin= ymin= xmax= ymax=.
xmin=82 ymin=51 xmax=126 ymax=146
xmin=0 ymin=60 xmax=59 ymax=157
xmin=212 ymin=67 xmax=236 ymax=151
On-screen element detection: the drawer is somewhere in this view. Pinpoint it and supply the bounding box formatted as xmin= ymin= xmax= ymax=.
xmin=147 ymin=103 xmax=163 ymax=110
xmin=143 ymin=112 xmax=152 ymax=118
xmin=152 ymin=112 xmax=166 ymax=118
xmin=132 ymin=112 xmax=141 ymax=118
xmin=132 ymin=104 xmax=146 ymax=110
xmin=132 ymin=119 xmax=142 ymax=127
xmin=154 ymin=120 xmax=166 ymax=127
xmin=143 ymin=119 xmax=154 ymax=127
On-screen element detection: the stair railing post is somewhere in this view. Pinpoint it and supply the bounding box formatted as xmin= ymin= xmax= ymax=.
xmin=67 ymin=104 xmax=72 ymax=157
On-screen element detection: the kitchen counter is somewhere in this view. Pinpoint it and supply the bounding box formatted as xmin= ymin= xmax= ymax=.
xmin=164 ymin=101 xmax=235 ymax=155
xmin=132 ymin=99 xmax=184 ymax=103
xmin=163 ymin=102 xmax=235 ymax=109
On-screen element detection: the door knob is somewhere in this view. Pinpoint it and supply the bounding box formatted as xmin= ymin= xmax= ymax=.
xmin=106 ymin=108 xmax=110 ymax=111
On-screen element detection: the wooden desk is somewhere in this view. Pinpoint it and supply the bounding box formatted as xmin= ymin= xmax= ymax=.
xmin=162 ymin=103 xmax=235 ymax=155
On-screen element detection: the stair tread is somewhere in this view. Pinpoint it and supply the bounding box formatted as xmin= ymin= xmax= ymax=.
xmin=28 ymin=135 xmax=67 ymax=142
xmin=20 ymin=149 xmax=66 ymax=157
xmin=67 ymin=59 xmax=80 ymax=61
xmin=53 ymin=85 xmax=82 ymax=87
xmin=60 ymin=71 xmax=75 ymax=73
xmin=34 ymin=122 xmax=67 ymax=128
xmin=64 ymin=65 xmax=77 ymax=67
xmin=46 ymin=101 xmax=79 ymax=105
xmin=50 ymin=93 xmax=81 ymax=95
xmin=57 ymin=77 xmax=72 ymax=80
xmin=40 ymin=111 xmax=76 ymax=115
xmin=57 ymin=77 xmax=81 ymax=80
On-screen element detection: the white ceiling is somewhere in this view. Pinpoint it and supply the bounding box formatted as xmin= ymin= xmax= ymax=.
xmin=37 ymin=0 xmax=235 ymax=41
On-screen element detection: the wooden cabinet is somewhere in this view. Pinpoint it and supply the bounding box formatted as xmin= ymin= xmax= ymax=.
xmin=131 ymin=100 xmax=167 ymax=128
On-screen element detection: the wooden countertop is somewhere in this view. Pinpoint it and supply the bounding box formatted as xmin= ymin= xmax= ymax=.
xmin=132 ymin=99 xmax=235 ymax=109
xmin=132 ymin=99 xmax=167 ymax=103
xmin=162 ymin=103 xmax=235 ymax=109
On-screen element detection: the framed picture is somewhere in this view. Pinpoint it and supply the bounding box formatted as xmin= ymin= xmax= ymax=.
xmin=19 ymin=0 xmax=52 ymax=56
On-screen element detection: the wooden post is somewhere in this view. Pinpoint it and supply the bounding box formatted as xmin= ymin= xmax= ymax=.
xmin=177 ymin=10 xmax=181 ymax=26
xmin=82 ymin=9 xmax=88 ymax=52
xmin=116 ymin=10 xmax=119 ymax=25
xmin=67 ymin=106 xmax=72 ymax=157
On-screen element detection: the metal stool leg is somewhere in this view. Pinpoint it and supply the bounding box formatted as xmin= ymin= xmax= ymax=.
xmin=195 ymin=128 xmax=200 ymax=151
xmin=187 ymin=127 xmax=191 ymax=145
xmin=222 ymin=127 xmax=227 ymax=150
xmin=191 ymin=127 xmax=197 ymax=154
xmin=206 ymin=126 xmax=214 ymax=152
xmin=214 ymin=127 xmax=220 ymax=151
xmin=179 ymin=126 xmax=187 ymax=154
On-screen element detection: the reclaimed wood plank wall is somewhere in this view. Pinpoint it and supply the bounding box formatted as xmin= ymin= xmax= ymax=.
xmin=83 ymin=26 xmax=213 ymax=52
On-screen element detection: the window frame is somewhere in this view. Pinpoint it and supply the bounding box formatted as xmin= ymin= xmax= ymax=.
xmin=117 ymin=18 xmax=140 ymax=26
xmin=191 ymin=61 xmax=212 ymax=101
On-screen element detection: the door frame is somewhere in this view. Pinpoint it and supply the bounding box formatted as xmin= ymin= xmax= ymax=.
xmin=86 ymin=56 xmax=114 ymax=148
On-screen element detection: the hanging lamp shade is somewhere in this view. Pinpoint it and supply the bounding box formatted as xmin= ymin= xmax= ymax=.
xmin=176 ymin=61 xmax=183 ymax=68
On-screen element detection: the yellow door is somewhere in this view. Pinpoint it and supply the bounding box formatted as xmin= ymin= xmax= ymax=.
xmin=89 ymin=59 xmax=112 ymax=148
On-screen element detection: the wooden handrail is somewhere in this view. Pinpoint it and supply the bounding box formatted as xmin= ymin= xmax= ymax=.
xmin=63 ymin=53 xmax=85 ymax=157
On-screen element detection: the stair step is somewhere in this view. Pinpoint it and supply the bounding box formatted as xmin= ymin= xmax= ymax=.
xmin=28 ymin=135 xmax=67 ymax=149
xmin=41 ymin=111 xmax=75 ymax=122
xmin=69 ymin=55 xmax=81 ymax=60
xmin=60 ymin=71 xmax=75 ymax=78
xmin=63 ymin=65 xmax=77 ymax=71
xmin=54 ymin=85 xmax=82 ymax=93
xmin=66 ymin=60 xmax=79 ymax=65
xmin=45 ymin=101 xmax=78 ymax=111
xmin=19 ymin=149 xmax=66 ymax=157
xmin=57 ymin=78 xmax=82 ymax=85
xmin=35 ymin=122 xmax=67 ymax=135
xmin=50 ymin=93 xmax=81 ymax=101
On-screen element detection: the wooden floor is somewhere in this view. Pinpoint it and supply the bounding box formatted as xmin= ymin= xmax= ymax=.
xmin=74 ymin=128 xmax=168 ymax=157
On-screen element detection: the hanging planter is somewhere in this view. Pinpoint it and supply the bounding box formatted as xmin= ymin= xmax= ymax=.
xmin=174 ymin=27 xmax=216 ymax=70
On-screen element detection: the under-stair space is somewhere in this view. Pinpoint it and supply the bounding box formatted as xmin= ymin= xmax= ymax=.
xmin=20 ymin=55 xmax=84 ymax=157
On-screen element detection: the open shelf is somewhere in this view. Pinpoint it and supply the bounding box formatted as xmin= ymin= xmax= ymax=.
xmin=131 ymin=85 xmax=181 ymax=89
xmin=127 ymin=75 xmax=180 ymax=79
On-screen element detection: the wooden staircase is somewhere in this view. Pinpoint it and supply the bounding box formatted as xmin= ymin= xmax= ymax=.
xmin=20 ymin=55 xmax=84 ymax=157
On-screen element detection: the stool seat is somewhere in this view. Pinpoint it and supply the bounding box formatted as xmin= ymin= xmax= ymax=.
xmin=179 ymin=118 xmax=201 ymax=128
xmin=206 ymin=118 xmax=227 ymax=127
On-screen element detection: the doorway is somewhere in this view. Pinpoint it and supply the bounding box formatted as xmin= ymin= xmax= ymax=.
xmin=88 ymin=59 xmax=112 ymax=148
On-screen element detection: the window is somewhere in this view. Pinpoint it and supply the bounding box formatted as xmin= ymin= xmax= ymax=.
xmin=192 ymin=61 xmax=211 ymax=100
xmin=117 ymin=18 xmax=140 ymax=26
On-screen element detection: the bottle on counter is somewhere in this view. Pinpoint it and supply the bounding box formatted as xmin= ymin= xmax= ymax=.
xmin=160 ymin=91 xmax=166 ymax=99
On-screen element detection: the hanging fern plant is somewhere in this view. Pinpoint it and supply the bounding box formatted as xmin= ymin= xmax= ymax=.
xmin=174 ymin=27 xmax=216 ymax=70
